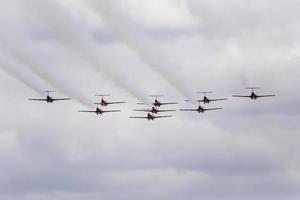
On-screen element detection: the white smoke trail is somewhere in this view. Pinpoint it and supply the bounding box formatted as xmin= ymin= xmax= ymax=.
xmin=241 ymin=73 xmax=249 ymax=88
xmin=0 ymin=6 xmax=98 ymax=107
xmin=0 ymin=34 xmax=93 ymax=107
xmin=88 ymin=0 xmax=194 ymax=100
xmin=3 ymin=45 xmax=93 ymax=107
xmin=19 ymin=0 xmax=150 ymax=104
xmin=241 ymin=70 xmax=250 ymax=88
xmin=0 ymin=52 xmax=46 ymax=95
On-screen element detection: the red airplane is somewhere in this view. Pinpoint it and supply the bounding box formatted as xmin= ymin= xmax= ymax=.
xmin=232 ymin=87 xmax=275 ymax=100
xmin=133 ymin=106 xmax=176 ymax=114
xmin=195 ymin=91 xmax=227 ymax=104
xmin=78 ymin=103 xmax=120 ymax=115
xmin=137 ymin=95 xmax=178 ymax=107
xmin=95 ymin=94 xmax=125 ymax=107
xmin=180 ymin=104 xmax=222 ymax=113
xmin=130 ymin=113 xmax=172 ymax=120
xmin=28 ymin=91 xmax=71 ymax=103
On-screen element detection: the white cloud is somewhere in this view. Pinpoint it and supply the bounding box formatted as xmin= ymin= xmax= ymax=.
xmin=114 ymin=0 xmax=197 ymax=29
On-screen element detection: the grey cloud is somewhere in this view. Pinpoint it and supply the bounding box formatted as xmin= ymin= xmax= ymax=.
xmin=0 ymin=0 xmax=300 ymax=200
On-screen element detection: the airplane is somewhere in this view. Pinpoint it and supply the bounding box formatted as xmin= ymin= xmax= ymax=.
xmin=232 ymin=87 xmax=276 ymax=100
xmin=137 ymin=95 xmax=178 ymax=107
xmin=130 ymin=113 xmax=172 ymax=120
xmin=78 ymin=103 xmax=120 ymax=115
xmin=28 ymin=91 xmax=71 ymax=103
xmin=133 ymin=106 xmax=176 ymax=114
xmin=95 ymin=94 xmax=125 ymax=107
xmin=180 ymin=103 xmax=222 ymax=113
xmin=194 ymin=91 xmax=227 ymax=104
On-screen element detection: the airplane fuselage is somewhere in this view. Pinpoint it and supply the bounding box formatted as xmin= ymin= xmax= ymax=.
xmin=101 ymin=99 xmax=108 ymax=106
xmin=96 ymin=108 xmax=103 ymax=115
xmin=153 ymin=100 xmax=161 ymax=107
xmin=150 ymin=107 xmax=159 ymax=114
xmin=203 ymin=96 xmax=210 ymax=104
xmin=46 ymin=96 xmax=54 ymax=103
xmin=147 ymin=113 xmax=155 ymax=120
xmin=250 ymin=92 xmax=258 ymax=100
xmin=197 ymin=106 xmax=205 ymax=113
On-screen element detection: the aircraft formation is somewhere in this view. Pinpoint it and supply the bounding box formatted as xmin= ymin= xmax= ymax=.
xmin=28 ymin=87 xmax=276 ymax=120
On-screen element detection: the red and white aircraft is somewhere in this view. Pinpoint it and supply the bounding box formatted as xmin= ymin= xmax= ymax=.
xmin=137 ymin=95 xmax=178 ymax=107
xmin=78 ymin=103 xmax=120 ymax=115
xmin=130 ymin=113 xmax=172 ymax=120
xmin=95 ymin=94 xmax=125 ymax=107
xmin=232 ymin=87 xmax=275 ymax=100
xmin=195 ymin=91 xmax=227 ymax=104
xmin=28 ymin=91 xmax=71 ymax=103
xmin=180 ymin=104 xmax=222 ymax=113
xmin=134 ymin=106 xmax=176 ymax=114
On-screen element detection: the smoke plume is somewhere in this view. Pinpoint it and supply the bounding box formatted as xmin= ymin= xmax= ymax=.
xmin=19 ymin=0 xmax=150 ymax=104
xmin=0 ymin=52 xmax=46 ymax=95
xmin=88 ymin=0 xmax=195 ymax=100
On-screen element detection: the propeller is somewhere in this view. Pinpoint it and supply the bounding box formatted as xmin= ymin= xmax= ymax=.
xmin=44 ymin=90 xmax=56 ymax=96
xmin=95 ymin=94 xmax=110 ymax=100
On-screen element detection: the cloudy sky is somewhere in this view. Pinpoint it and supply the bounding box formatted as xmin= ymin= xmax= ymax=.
xmin=0 ymin=0 xmax=300 ymax=199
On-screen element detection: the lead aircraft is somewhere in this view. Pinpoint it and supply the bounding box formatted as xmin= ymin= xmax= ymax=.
xmin=28 ymin=91 xmax=71 ymax=103
xmin=78 ymin=103 xmax=120 ymax=115
xmin=232 ymin=87 xmax=275 ymax=100
xmin=95 ymin=94 xmax=125 ymax=106
xmin=130 ymin=113 xmax=172 ymax=120
xmin=133 ymin=106 xmax=176 ymax=114
xmin=180 ymin=103 xmax=222 ymax=113
xmin=195 ymin=91 xmax=227 ymax=104
xmin=137 ymin=95 xmax=178 ymax=107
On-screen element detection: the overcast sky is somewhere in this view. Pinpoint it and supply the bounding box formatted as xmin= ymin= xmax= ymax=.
xmin=0 ymin=0 xmax=300 ymax=199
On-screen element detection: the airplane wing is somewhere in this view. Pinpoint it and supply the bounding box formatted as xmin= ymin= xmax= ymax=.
xmin=232 ymin=95 xmax=251 ymax=98
xmin=160 ymin=102 xmax=179 ymax=105
xmin=102 ymin=110 xmax=121 ymax=113
xmin=133 ymin=109 xmax=151 ymax=112
xmin=180 ymin=109 xmax=198 ymax=112
xmin=53 ymin=98 xmax=71 ymax=101
xmin=158 ymin=109 xmax=176 ymax=112
xmin=153 ymin=115 xmax=172 ymax=118
xmin=106 ymin=101 xmax=125 ymax=105
xmin=204 ymin=108 xmax=223 ymax=111
xmin=210 ymin=98 xmax=228 ymax=102
xmin=130 ymin=116 xmax=148 ymax=119
xmin=28 ymin=98 xmax=47 ymax=101
xmin=78 ymin=110 xmax=96 ymax=113
xmin=256 ymin=95 xmax=276 ymax=98
xmin=133 ymin=109 xmax=176 ymax=112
